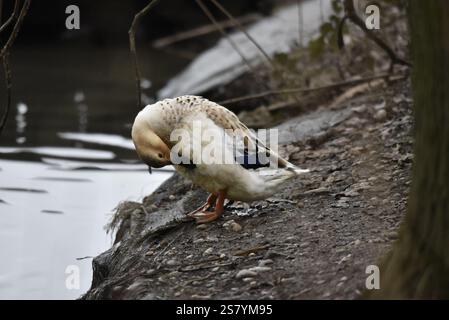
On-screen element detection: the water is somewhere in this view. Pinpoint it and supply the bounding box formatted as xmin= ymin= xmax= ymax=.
xmin=0 ymin=158 xmax=171 ymax=299
xmin=0 ymin=44 xmax=183 ymax=299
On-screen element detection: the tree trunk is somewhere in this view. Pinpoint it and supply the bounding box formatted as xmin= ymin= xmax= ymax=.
xmin=370 ymin=0 xmax=449 ymax=299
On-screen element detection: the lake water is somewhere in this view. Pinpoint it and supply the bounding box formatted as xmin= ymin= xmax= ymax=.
xmin=0 ymin=44 xmax=182 ymax=299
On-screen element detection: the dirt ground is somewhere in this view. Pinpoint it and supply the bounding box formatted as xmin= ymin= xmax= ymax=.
xmin=82 ymin=77 xmax=413 ymax=300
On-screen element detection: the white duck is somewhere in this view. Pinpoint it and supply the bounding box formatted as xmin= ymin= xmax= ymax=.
xmin=132 ymin=95 xmax=308 ymax=223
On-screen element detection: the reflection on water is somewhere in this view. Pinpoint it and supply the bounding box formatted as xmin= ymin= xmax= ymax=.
xmin=0 ymin=43 xmax=186 ymax=299
xmin=0 ymin=158 xmax=171 ymax=299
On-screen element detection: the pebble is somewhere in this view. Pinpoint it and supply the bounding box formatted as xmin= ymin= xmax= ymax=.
xmin=196 ymin=224 xmax=208 ymax=230
xmin=248 ymin=266 xmax=272 ymax=273
xmin=386 ymin=231 xmax=398 ymax=240
xmin=191 ymin=294 xmax=211 ymax=299
xmin=304 ymin=187 xmax=330 ymax=195
xmin=206 ymin=236 xmax=219 ymax=242
xmin=344 ymin=190 xmax=360 ymax=197
xmin=166 ymin=259 xmax=177 ymax=266
xmin=203 ymin=247 xmax=214 ymax=255
xmin=374 ymin=109 xmax=387 ymax=121
xmin=236 ymin=269 xmax=258 ymax=279
xmin=223 ymin=220 xmax=243 ymax=232
xmin=168 ymin=195 xmax=175 ymax=200
xmin=231 ymin=222 xmax=242 ymax=232
xmin=354 ymin=239 xmax=361 ymax=246
xmin=299 ymin=242 xmax=310 ymax=248
xmin=258 ymin=259 xmax=274 ymax=267
xmin=338 ymin=254 xmax=352 ymax=264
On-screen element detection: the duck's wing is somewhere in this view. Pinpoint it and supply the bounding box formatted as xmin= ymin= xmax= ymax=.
xmin=198 ymin=98 xmax=295 ymax=170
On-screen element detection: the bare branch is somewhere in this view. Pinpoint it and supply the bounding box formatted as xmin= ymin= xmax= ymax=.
xmin=0 ymin=53 xmax=11 ymax=135
xmin=0 ymin=0 xmax=31 ymax=59
xmin=340 ymin=0 xmax=411 ymax=68
xmin=0 ymin=0 xmax=31 ymax=136
xmin=195 ymin=0 xmax=255 ymax=73
xmin=218 ymin=73 xmax=405 ymax=105
xmin=152 ymin=13 xmax=259 ymax=48
xmin=129 ymin=0 xmax=160 ymax=109
xmin=0 ymin=0 xmax=19 ymax=34
xmin=297 ymin=0 xmax=304 ymax=47
xmin=209 ymin=0 xmax=273 ymax=68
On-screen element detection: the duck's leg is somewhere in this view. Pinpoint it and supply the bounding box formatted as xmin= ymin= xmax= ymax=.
xmin=192 ymin=190 xmax=227 ymax=224
xmin=186 ymin=193 xmax=217 ymax=217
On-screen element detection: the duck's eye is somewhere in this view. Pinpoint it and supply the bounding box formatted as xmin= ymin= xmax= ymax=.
xmin=158 ymin=153 xmax=163 ymax=158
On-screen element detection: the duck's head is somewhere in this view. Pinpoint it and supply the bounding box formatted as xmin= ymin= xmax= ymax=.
xmin=131 ymin=111 xmax=171 ymax=170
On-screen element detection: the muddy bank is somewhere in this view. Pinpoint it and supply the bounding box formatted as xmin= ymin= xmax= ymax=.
xmin=82 ymin=77 xmax=413 ymax=299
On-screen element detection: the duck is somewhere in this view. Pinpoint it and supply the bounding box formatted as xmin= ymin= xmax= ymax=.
xmin=132 ymin=95 xmax=309 ymax=223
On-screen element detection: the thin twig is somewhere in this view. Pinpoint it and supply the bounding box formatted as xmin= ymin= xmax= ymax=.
xmin=0 ymin=0 xmax=19 ymax=34
xmin=209 ymin=0 xmax=273 ymax=68
xmin=129 ymin=0 xmax=160 ymax=109
xmin=152 ymin=225 xmax=185 ymax=263
xmin=0 ymin=0 xmax=31 ymax=59
xmin=0 ymin=0 xmax=30 ymax=136
xmin=179 ymin=261 xmax=234 ymax=272
xmin=340 ymin=0 xmax=411 ymax=68
xmin=152 ymin=13 xmax=260 ymax=48
xmin=297 ymin=0 xmax=304 ymax=47
xmin=218 ymin=73 xmax=403 ymax=105
xmin=0 ymin=52 xmax=11 ymax=135
xmin=233 ymin=244 xmax=270 ymax=256
xmin=195 ymin=0 xmax=254 ymax=74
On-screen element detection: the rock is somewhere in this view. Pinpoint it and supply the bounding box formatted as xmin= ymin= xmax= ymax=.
xmin=299 ymin=242 xmax=310 ymax=248
xmin=354 ymin=239 xmax=361 ymax=246
xmin=374 ymin=109 xmax=387 ymax=121
xmin=231 ymin=222 xmax=242 ymax=232
xmin=196 ymin=224 xmax=208 ymax=230
xmin=236 ymin=269 xmax=258 ymax=279
xmin=203 ymin=247 xmax=214 ymax=255
xmin=386 ymin=231 xmax=398 ymax=240
xmin=223 ymin=220 xmax=243 ymax=232
xmin=166 ymin=259 xmax=177 ymax=266
xmin=344 ymin=189 xmax=360 ymax=197
xmin=248 ymin=266 xmax=272 ymax=273
xmin=258 ymin=259 xmax=274 ymax=267
xmin=168 ymin=195 xmax=175 ymax=200
xmin=338 ymin=254 xmax=352 ymax=264
xmin=142 ymin=293 xmax=156 ymax=300
xmin=303 ymin=187 xmax=330 ymax=196
xmin=206 ymin=236 xmax=219 ymax=242
xmin=191 ymin=294 xmax=211 ymax=299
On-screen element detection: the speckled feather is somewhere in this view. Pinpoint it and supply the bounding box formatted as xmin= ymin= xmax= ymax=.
xmin=133 ymin=95 xmax=309 ymax=201
xmin=136 ymin=95 xmax=284 ymax=165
